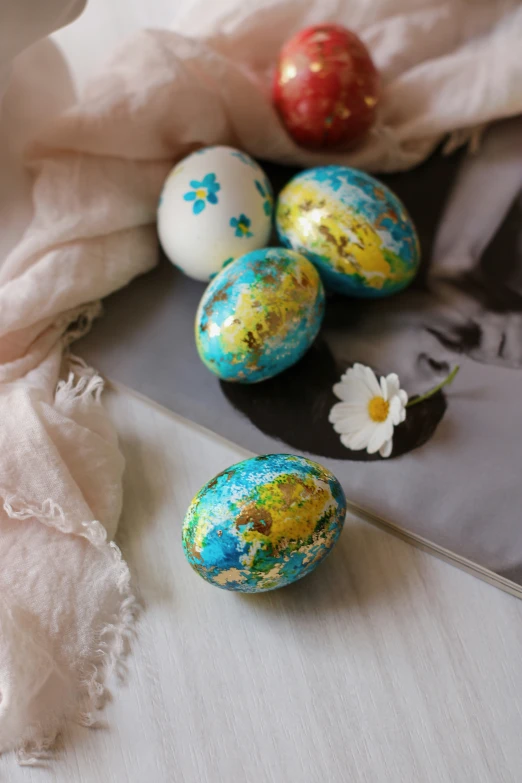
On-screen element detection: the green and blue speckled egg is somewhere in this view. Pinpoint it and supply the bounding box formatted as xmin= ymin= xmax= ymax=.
xmin=276 ymin=165 xmax=420 ymax=298
xmin=195 ymin=248 xmax=325 ymax=383
xmin=182 ymin=454 xmax=347 ymax=592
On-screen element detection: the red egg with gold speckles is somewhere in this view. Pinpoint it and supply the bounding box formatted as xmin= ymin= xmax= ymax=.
xmin=273 ymin=24 xmax=380 ymax=149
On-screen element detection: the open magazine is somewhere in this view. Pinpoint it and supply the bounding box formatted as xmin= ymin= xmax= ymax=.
xmin=80 ymin=117 xmax=522 ymax=597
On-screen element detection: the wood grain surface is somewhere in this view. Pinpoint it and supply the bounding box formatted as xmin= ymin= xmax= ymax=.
xmin=3 ymin=387 xmax=522 ymax=782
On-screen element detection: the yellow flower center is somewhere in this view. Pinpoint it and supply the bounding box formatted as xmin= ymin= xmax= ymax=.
xmin=196 ymin=188 xmax=207 ymax=199
xmin=368 ymin=396 xmax=389 ymax=423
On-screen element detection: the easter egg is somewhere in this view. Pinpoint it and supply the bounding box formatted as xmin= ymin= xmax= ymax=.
xmin=182 ymin=454 xmax=347 ymax=592
xmin=157 ymin=146 xmax=273 ymax=281
xmin=195 ymin=247 xmax=325 ymax=383
xmin=276 ymin=165 xmax=420 ymax=297
xmin=273 ymin=24 xmax=379 ymax=149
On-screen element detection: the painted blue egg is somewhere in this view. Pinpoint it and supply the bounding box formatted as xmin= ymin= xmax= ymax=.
xmin=276 ymin=165 xmax=420 ymax=297
xmin=182 ymin=454 xmax=347 ymax=592
xmin=195 ymin=248 xmax=325 ymax=383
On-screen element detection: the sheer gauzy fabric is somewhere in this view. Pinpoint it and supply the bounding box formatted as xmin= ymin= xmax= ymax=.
xmin=1 ymin=0 xmax=521 ymax=759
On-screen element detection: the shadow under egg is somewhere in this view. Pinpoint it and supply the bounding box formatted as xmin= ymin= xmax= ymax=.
xmin=220 ymin=338 xmax=446 ymax=461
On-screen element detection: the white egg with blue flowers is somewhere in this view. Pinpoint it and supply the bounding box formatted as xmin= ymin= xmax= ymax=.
xmin=157 ymin=146 xmax=273 ymax=282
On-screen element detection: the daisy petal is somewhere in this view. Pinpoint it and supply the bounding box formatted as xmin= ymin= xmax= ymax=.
xmin=330 ymin=413 xmax=369 ymax=435
xmin=341 ymin=434 xmax=364 ymax=451
xmin=390 ymin=395 xmax=407 ymax=425
xmin=332 ymin=378 xmax=370 ymax=404
xmin=351 ymin=364 xmax=381 ymax=396
xmin=379 ymin=438 xmax=393 ymax=458
xmin=384 ymin=373 xmax=400 ymax=400
xmin=398 ymin=389 xmax=408 ymax=406
xmin=343 ymin=366 xmax=371 ymax=384
xmin=341 ymin=423 xmax=375 ymax=450
xmin=380 ymin=375 xmax=388 ymax=400
xmin=367 ymin=421 xmax=394 ymax=454
xmin=348 ymin=364 xmax=370 ymax=383
xmin=329 ymin=402 xmax=368 ymax=419
xmin=362 ymin=366 xmax=382 ymax=396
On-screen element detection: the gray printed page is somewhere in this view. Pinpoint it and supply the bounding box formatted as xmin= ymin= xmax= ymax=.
xmin=79 ymin=117 xmax=522 ymax=587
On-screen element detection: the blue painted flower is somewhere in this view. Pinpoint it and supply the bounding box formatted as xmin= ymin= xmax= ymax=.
xmin=231 ymin=150 xmax=258 ymax=168
xmin=230 ymin=214 xmax=253 ymax=238
xmin=254 ymin=179 xmax=273 ymax=217
xmin=184 ymin=173 xmax=221 ymax=214
xmin=221 ymin=256 xmax=235 ymax=269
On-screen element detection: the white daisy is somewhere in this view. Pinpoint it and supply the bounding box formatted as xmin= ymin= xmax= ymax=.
xmin=329 ymin=364 xmax=408 ymax=458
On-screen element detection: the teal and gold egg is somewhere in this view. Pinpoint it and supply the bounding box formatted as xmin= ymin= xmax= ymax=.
xmin=195 ymin=248 xmax=325 ymax=383
xmin=276 ymin=165 xmax=420 ymax=298
xmin=182 ymin=454 xmax=347 ymax=592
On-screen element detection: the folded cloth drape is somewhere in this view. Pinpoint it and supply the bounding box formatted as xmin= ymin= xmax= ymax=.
xmin=1 ymin=0 xmax=521 ymax=761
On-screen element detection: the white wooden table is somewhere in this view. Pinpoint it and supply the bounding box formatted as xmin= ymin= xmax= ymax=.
xmin=2 ymin=2 xmax=522 ymax=779
xmin=4 ymin=388 xmax=522 ymax=782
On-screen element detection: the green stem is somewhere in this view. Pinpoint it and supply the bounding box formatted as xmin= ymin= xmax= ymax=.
xmin=406 ymin=365 xmax=460 ymax=408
